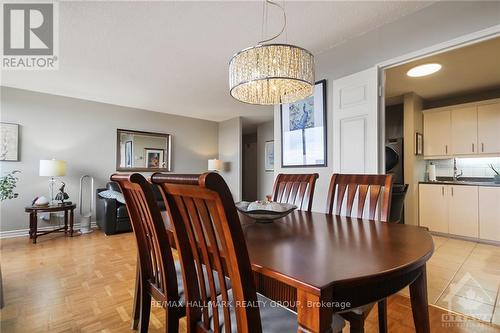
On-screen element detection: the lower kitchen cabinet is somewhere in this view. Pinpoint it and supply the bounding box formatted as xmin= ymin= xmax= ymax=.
xmin=419 ymin=184 xmax=481 ymax=239
xmin=448 ymin=185 xmax=478 ymax=238
xmin=419 ymin=184 xmax=449 ymax=233
xmin=479 ymin=187 xmax=500 ymax=242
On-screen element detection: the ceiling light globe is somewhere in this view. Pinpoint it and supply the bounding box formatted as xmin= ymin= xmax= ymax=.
xmin=406 ymin=63 xmax=442 ymax=77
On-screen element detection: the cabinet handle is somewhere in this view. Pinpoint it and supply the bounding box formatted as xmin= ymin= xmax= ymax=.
xmin=442 ymin=186 xmax=444 ymax=196
xmin=451 ymin=187 xmax=454 ymax=196
xmin=482 ymin=143 xmax=484 ymax=152
xmin=445 ymin=145 xmax=448 ymax=154
xmin=472 ymin=143 xmax=474 ymax=152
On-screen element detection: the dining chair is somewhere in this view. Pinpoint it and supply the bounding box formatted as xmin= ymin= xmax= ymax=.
xmin=111 ymin=173 xmax=184 ymax=333
xmin=271 ymin=173 xmax=319 ymax=211
xmin=325 ymin=173 xmax=393 ymax=333
xmin=152 ymin=172 xmax=345 ymax=333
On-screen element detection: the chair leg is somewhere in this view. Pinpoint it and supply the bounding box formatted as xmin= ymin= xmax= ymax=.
xmin=378 ymin=299 xmax=388 ymax=333
xmin=139 ymin=287 xmax=151 ymax=333
xmin=165 ymin=308 xmax=179 ymax=333
xmin=131 ymin=264 xmax=141 ymax=330
xmin=348 ymin=315 xmax=365 ymax=333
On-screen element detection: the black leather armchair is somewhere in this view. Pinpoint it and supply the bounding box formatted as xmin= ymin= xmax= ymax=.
xmin=96 ymin=181 xmax=166 ymax=235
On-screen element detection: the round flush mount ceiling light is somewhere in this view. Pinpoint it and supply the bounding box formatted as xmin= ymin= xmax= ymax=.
xmin=406 ymin=63 xmax=442 ymax=77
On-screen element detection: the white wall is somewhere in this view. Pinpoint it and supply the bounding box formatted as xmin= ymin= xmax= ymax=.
xmin=257 ymin=121 xmax=274 ymax=200
xmin=273 ymin=1 xmax=500 ymax=213
xmin=218 ymin=117 xmax=242 ymax=201
xmin=0 ymin=87 xmax=218 ymax=232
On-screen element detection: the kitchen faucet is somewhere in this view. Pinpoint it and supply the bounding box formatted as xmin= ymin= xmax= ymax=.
xmin=453 ymin=158 xmax=463 ymax=181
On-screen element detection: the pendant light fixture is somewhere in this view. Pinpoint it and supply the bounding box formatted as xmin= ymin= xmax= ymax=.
xmin=229 ymin=0 xmax=315 ymax=105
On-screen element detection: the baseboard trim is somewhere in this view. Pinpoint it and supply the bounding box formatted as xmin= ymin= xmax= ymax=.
xmin=428 ymin=231 xmax=500 ymax=246
xmin=0 ymin=221 xmax=98 ymax=239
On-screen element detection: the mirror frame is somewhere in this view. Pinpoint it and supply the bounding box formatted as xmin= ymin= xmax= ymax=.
xmin=116 ymin=129 xmax=172 ymax=172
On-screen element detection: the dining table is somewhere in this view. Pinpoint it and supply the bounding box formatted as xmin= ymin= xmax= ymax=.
xmin=142 ymin=209 xmax=434 ymax=333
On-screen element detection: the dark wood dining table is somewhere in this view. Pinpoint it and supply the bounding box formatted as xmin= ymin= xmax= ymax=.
xmin=153 ymin=210 xmax=434 ymax=333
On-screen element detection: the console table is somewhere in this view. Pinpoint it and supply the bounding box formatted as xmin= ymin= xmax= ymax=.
xmin=25 ymin=203 xmax=76 ymax=244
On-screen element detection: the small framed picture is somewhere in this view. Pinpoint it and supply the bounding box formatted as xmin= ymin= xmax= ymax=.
xmin=265 ymin=140 xmax=274 ymax=172
xmin=0 ymin=122 xmax=20 ymax=161
xmin=144 ymin=148 xmax=165 ymax=168
xmin=415 ymin=132 xmax=423 ymax=155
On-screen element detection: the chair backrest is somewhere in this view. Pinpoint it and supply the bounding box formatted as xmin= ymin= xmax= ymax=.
xmin=151 ymin=172 xmax=261 ymax=333
xmin=388 ymin=184 xmax=409 ymax=223
xmin=271 ymin=173 xmax=319 ymax=211
xmin=110 ymin=173 xmax=179 ymax=303
xmin=326 ymin=174 xmax=393 ymax=222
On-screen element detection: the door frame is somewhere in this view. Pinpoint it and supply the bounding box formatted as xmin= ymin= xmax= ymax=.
xmin=376 ymin=24 xmax=500 ymax=172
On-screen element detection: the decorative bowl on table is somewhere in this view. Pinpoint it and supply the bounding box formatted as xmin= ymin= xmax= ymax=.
xmin=235 ymin=201 xmax=297 ymax=223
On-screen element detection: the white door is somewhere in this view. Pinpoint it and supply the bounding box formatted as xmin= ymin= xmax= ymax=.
xmin=449 ymin=185 xmax=479 ymax=238
xmin=451 ymin=106 xmax=477 ymax=155
xmin=333 ymin=67 xmax=378 ymax=174
xmin=478 ymin=103 xmax=500 ymax=154
xmin=419 ymin=184 xmax=449 ymax=233
xmin=423 ymin=111 xmax=451 ymax=157
xmin=479 ymin=187 xmax=500 ymax=242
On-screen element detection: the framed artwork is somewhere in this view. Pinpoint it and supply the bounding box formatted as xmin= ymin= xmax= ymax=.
xmin=125 ymin=141 xmax=133 ymax=168
xmin=415 ymin=132 xmax=423 ymax=155
xmin=280 ymin=80 xmax=327 ymax=168
xmin=144 ymin=148 xmax=165 ymax=168
xmin=265 ymin=140 xmax=274 ymax=171
xmin=0 ymin=122 xmax=19 ymax=161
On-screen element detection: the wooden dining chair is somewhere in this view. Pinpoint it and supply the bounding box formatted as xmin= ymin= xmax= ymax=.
xmin=271 ymin=173 xmax=319 ymax=211
xmin=111 ymin=173 xmax=184 ymax=333
xmin=152 ymin=172 xmax=345 ymax=333
xmin=326 ymin=173 xmax=393 ymax=333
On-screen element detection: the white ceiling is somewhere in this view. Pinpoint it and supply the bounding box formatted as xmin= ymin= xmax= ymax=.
xmin=386 ymin=36 xmax=500 ymax=101
xmin=1 ymin=1 xmax=434 ymax=125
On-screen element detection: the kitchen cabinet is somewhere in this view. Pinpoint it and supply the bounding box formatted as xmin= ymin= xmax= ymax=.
xmin=479 ymin=187 xmax=500 ymax=242
xmin=419 ymin=184 xmax=449 ymax=233
xmin=423 ymin=111 xmax=451 ymax=157
xmin=451 ymin=106 xmax=477 ymax=155
xmin=448 ymin=185 xmax=478 ymax=238
xmin=423 ymin=100 xmax=500 ymax=158
xmin=477 ymin=103 xmax=500 ymax=154
xmin=419 ymin=184 xmax=480 ymax=238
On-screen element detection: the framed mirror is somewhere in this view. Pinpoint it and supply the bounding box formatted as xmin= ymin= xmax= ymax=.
xmin=116 ymin=129 xmax=172 ymax=172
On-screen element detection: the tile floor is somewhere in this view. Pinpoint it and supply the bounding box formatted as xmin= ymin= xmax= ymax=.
xmin=399 ymin=235 xmax=500 ymax=325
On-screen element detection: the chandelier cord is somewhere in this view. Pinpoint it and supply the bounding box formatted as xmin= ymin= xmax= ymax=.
xmin=258 ymin=0 xmax=286 ymax=45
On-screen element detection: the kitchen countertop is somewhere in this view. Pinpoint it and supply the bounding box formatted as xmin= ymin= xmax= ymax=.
xmin=419 ymin=177 xmax=500 ymax=187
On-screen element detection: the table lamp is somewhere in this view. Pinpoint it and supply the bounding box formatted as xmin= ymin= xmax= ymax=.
xmin=39 ymin=159 xmax=66 ymax=204
xmin=207 ymin=159 xmax=222 ymax=172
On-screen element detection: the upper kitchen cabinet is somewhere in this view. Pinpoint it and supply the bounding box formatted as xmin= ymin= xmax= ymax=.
xmin=423 ymin=110 xmax=451 ymax=157
xmin=477 ymin=103 xmax=500 ymax=154
xmin=423 ymin=99 xmax=500 ymax=159
xmin=451 ymin=106 xmax=477 ymax=155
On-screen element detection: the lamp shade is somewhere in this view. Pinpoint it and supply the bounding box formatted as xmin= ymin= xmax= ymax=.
xmin=39 ymin=159 xmax=66 ymax=177
xmin=208 ymin=159 xmax=222 ymax=172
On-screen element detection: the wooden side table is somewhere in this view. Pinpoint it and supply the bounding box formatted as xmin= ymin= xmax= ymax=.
xmin=24 ymin=203 xmax=76 ymax=244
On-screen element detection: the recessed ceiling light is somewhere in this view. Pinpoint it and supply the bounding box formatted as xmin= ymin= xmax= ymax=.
xmin=407 ymin=63 xmax=442 ymax=77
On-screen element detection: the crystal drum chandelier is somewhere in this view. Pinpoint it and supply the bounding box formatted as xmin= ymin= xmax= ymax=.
xmin=229 ymin=0 xmax=315 ymax=105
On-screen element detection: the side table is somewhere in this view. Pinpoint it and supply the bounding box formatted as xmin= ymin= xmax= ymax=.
xmin=24 ymin=203 xmax=77 ymax=244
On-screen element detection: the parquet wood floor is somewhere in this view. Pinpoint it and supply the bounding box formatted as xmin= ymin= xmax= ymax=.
xmin=1 ymin=230 xmax=498 ymax=332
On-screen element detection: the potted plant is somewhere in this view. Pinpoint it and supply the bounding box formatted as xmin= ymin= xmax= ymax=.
xmin=489 ymin=164 xmax=500 ymax=184
xmin=0 ymin=170 xmax=20 ymax=201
